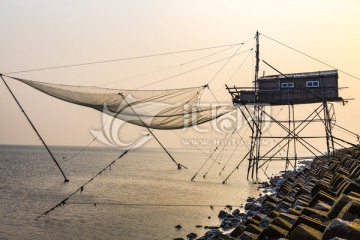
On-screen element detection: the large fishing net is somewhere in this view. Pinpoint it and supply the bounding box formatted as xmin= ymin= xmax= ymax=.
xmin=12 ymin=77 xmax=235 ymax=129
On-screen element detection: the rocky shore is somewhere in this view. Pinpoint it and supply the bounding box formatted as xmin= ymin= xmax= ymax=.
xmin=191 ymin=146 xmax=360 ymax=240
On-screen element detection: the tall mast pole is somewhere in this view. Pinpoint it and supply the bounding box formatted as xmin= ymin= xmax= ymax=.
xmin=255 ymin=31 xmax=260 ymax=93
xmin=254 ymin=31 xmax=261 ymax=178
xmin=248 ymin=31 xmax=261 ymax=178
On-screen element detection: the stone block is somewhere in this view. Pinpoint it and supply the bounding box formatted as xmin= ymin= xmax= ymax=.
xmin=258 ymin=224 xmax=288 ymax=240
xmin=313 ymin=201 xmax=331 ymax=211
xmin=288 ymin=215 xmax=327 ymax=234
xmin=270 ymin=216 xmax=293 ymax=230
xmin=348 ymin=190 xmax=360 ymax=199
xmin=286 ymin=208 xmax=301 ymax=216
xmin=292 ymin=199 xmax=309 ymax=208
xmin=337 ymin=181 xmax=360 ymax=196
xmin=321 ymin=218 xmax=360 ymax=240
xmin=301 ymin=207 xmax=330 ymax=222
xmin=244 ymin=223 xmax=263 ymax=234
xmin=230 ymin=225 xmax=245 ymax=238
xmin=309 ymin=190 xmax=336 ymax=207
xmin=277 ymin=201 xmax=292 ymax=211
xmin=239 ymin=231 xmax=258 ymax=240
xmin=287 ymin=223 xmax=322 ymax=240
xmin=327 ymin=194 xmax=354 ymax=219
xmin=278 ymin=212 xmax=298 ymax=224
xmin=337 ymin=200 xmax=360 ymax=221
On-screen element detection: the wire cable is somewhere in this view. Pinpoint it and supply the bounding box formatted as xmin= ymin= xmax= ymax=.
xmin=135 ymin=49 xmax=252 ymax=89
xmin=98 ymin=45 xmax=238 ymax=87
xmin=260 ymin=33 xmax=360 ymax=81
xmin=4 ymin=43 xmax=244 ymax=75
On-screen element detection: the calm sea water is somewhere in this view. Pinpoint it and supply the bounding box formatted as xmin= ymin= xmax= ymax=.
xmin=0 ymin=145 xmax=286 ymax=240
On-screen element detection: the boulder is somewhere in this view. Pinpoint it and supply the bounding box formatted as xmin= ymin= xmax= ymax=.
xmin=197 ymin=229 xmax=221 ymax=240
xmin=220 ymin=217 xmax=240 ymax=230
xmin=246 ymin=197 xmax=256 ymax=202
xmin=204 ymin=226 xmax=220 ymax=229
xmin=186 ymin=232 xmax=197 ymax=239
xmin=259 ymin=201 xmax=277 ymax=215
xmin=232 ymin=208 xmax=240 ymax=216
xmin=218 ymin=210 xmax=231 ymax=219
xmin=259 ymin=217 xmax=271 ymax=229
xmin=245 ymin=202 xmax=261 ymax=212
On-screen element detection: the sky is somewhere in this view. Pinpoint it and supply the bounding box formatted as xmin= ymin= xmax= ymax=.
xmin=0 ymin=0 xmax=360 ymax=152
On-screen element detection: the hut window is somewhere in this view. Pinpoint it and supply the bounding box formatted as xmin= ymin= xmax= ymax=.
xmin=281 ymin=82 xmax=294 ymax=88
xmin=306 ymin=80 xmax=320 ymax=88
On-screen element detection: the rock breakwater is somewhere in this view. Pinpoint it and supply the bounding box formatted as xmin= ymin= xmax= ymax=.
xmin=198 ymin=146 xmax=360 ymax=240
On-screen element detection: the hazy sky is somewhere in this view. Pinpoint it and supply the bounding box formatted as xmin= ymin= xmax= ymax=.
xmin=0 ymin=0 xmax=359 ymax=150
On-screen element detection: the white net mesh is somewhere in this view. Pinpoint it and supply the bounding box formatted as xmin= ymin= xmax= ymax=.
xmin=14 ymin=77 xmax=235 ymax=130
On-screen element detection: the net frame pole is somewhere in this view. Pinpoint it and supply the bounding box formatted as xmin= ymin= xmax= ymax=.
xmin=0 ymin=74 xmax=69 ymax=182
xmin=118 ymin=93 xmax=187 ymax=170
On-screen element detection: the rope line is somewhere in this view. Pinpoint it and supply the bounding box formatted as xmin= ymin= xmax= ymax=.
xmin=202 ymin=128 xmax=237 ymax=179
xmin=333 ymin=123 xmax=360 ymax=140
xmin=260 ymin=33 xmax=360 ymax=81
xmin=219 ymin=125 xmax=248 ymax=176
xmin=135 ymin=49 xmax=252 ymax=89
xmin=207 ymin=44 xmax=244 ymax=85
xmin=61 ymin=98 xmax=119 ymax=163
xmin=4 ymin=43 xmax=244 ymax=75
xmin=208 ymin=87 xmax=249 ymax=150
xmin=98 ymin=45 xmax=238 ymax=87
xmin=119 ymin=93 xmax=186 ymax=169
xmin=225 ymin=49 xmax=253 ymax=85
xmin=34 ymin=134 xmax=148 ymax=220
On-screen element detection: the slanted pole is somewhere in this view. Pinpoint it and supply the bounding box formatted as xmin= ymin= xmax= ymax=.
xmin=119 ymin=93 xmax=187 ymax=170
xmin=323 ymin=101 xmax=335 ymax=157
xmin=1 ymin=75 xmax=69 ymax=182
